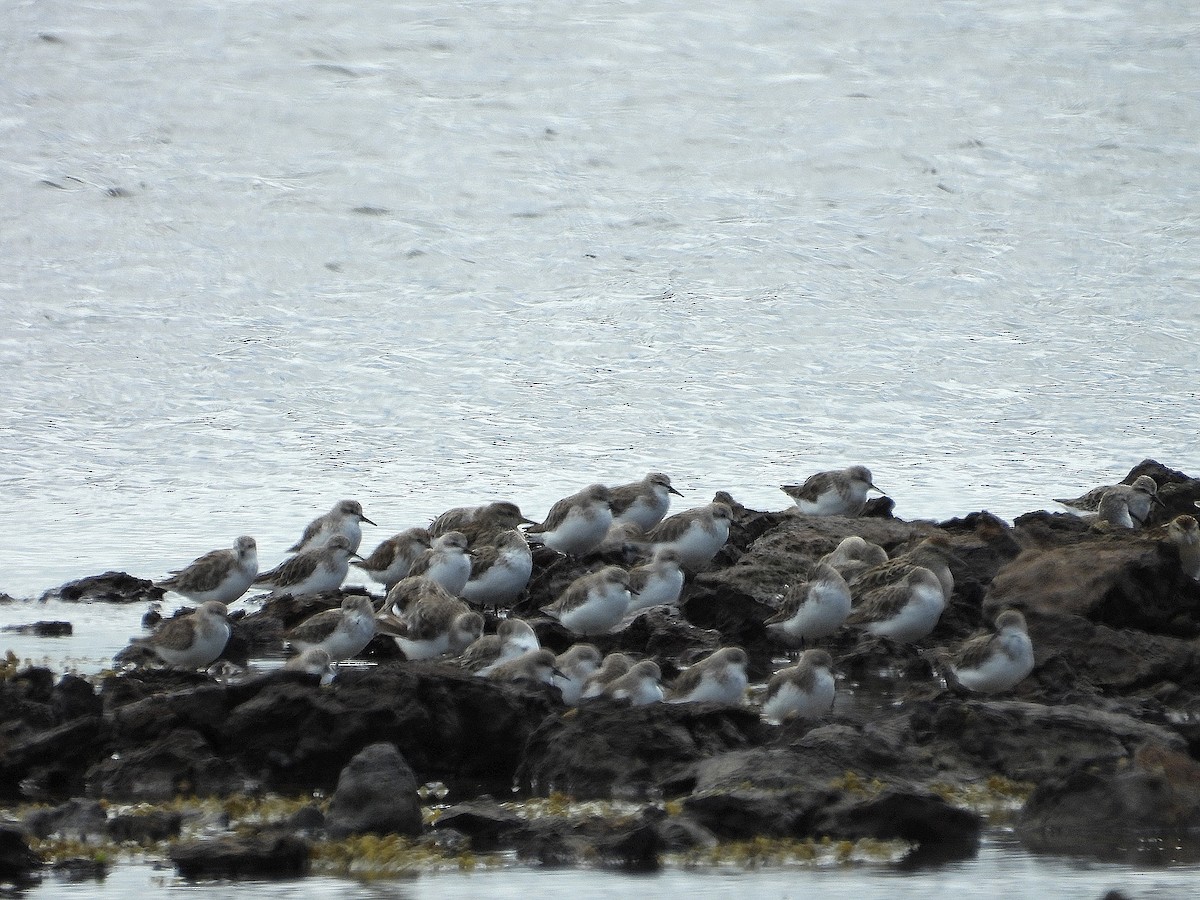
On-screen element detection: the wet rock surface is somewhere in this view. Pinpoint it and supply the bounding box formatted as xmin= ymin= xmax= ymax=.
xmin=7 ymin=459 xmax=1200 ymax=873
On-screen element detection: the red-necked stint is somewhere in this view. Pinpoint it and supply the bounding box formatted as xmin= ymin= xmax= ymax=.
xmin=461 ymin=529 xmax=533 ymax=608
xmin=765 ymin=562 xmax=852 ymax=646
xmin=1056 ymin=475 xmax=1162 ymax=525
xmin=818 ymin=535 xmax=888 ymax=581
xmin=761 ymin=649 xmax=836 ymax=723
xmin=283 ymin=646 xmax=335 ymax=684
xmin=525 ymin=484 xmax=613 ymax=556
xmin=157 ymin=536 xmax=258 ymax=604
xmin=484 ymin=648 xmax=563 ymax=688
xmin=464 ymin=618 xmax=541 ymax=673
xmin=668 ymin=646 xmax=749 ymax=705
xmin=131 ymin=600 xmax=231 ymax=670
xmin=254 ymin=535 xmax=359 ymax=597
xmin=601 ymin=660 xmax=664 ymax=705
xmin=847 ymin=566 xmax=945 ymax=643
xmin=553 ymin=643 xmax=603 ymax=705
xmin=625 ymin=547 xmax=686 ymax=612
xmin=383 ymin=595 xmax=482 ymax=660
xmin=949 ymin=609 xmax=1034 ymax=694
xmin=429 ymin=500 xmax=533 ymax=542
xmin=1166 ymin=515 xmax=1200 ymax=580
xmin=407 ymin=531 xmax=472 ymax=596
xmin=352 ymin=527 xmax=432 ymax=590
xmin=288 ymin=500 xmax=376 ymax=554
xmin=542 ymin=565 xmax=632 ymax=636
xmin=285 ymin=595 xmax=377 ymax=662
xmin=580 ymin=652 xmax=635 ymax=699
xmin=608 ymin=472 xmax=683 ymax=532
xmin=644 ymin=502 xmax=733 ymax=570
xmin=781 ymin=465 xmax=881 ymax=517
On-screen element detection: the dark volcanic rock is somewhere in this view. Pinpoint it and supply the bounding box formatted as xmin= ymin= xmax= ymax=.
xmin=24 ymin=799 xmax=107 ymax=840
xmin=910 ymin=699 xmax=1187 ymax=782
xmin=326 ymin=742 xmax=422 ymax=838
xmin=519 ymin=700 xmax=765 ymax=799
xmin=1017 ymin=744 xmax=1200 ymax=855
xmin=41 ymin=571 xmax=163 ymax=604
xmin=0 ymin=826 xmax=41 ymax=883
xmin=814 ymin=789 xmax=981 ymax=855
xmin=1 ymin=621 xmax=72 ymax=637
xmin=85 ymin=728 xmax=244 ymax=801
xmin=107 ymin=809 xmax=183 ymax=843
xmin=170 ymin=830 xmax=311 ymax=879
xmin=432 ymin=798 xmax=527 ymax=851
xmin=0 ymin=716 xmax=105 ymax=802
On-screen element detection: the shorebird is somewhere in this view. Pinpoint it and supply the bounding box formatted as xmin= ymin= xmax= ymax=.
xmin=461 ymin=529 xmax=533 ymax=608
xmin=157 ymin=536 xmax=258 ymax=604
xmin=406 ymin=531 xmax=472 ymax=596
xmin=608 ymin=472 xmax=683 ymax=531
xmin=644 ymin=502 xmax=733 ymax=570
xmin=1165 ymin=515 xmax=1200 ymax=580
xmin=542 ymin=565 xmax=633 ymax=636
xmin=380 ymin=595 xmax=482 ymax=660
xmin=430 ymin=501 xmax=534 ymax=545
xmin=283 ymin=646 xmax=335 ymax=684
xmin=553 ymin=644 xmax=603 ymax=705
xmin=1056 ymin=475 xmax=1163 ymax=525
xmin=352 ymin=527 xmax=432 ymax=590
xmin=596 ymin=521 xmax=649 ymax=559
xmin=781 ymin=465 xmax=880 ymax=517
xmin=847 ymin=566 xmax=946 ymax=642
xmin=483 ymin=648 xmax=563 ymax=688
xmin=253 ymin=535 xmax=359 ymax=597
xmin=382 ymin=575 xmax=456 ymax=617
xmin=1089 ymin=491 xmax=1136 ymax=530
xmin=285 ymin=595 xmax=377 ymax=662
xmin=818 ymin=536 xmax=888 ymax=581
xmin=601 ymin=660 xmax=664 ymax=705
xmin=848 ymin=534 xmax=957 ymax=603
xmin=947 ymin=609 xmax=1035 ymax=694
xmin=625 ymin=547 xmax=686 ymax=612
xmin=761 ymin=649 xmax=836 ymax=723
xmin=461 ymin=618 xmax=541 ymax=673
xmin=288 ymin=500 xmax=376 ymax=554
xmin=131 ymin=600 xmax=231 ymax=670
xmin=580 ymin=652 xmax=635 ymax=699
xmin=765 ymin=562 xmax=852 ymax=646
xmin=668 ymin=647 xmax=749 ymax=705
xmin=525 ymin=484 xmax=614 ymax=556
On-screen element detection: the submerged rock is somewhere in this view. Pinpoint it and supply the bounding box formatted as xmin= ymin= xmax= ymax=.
xmin=41 ymin=571 xmax=163 ymax=604
xmin=170 ymin=830 xmax=311 ymax=879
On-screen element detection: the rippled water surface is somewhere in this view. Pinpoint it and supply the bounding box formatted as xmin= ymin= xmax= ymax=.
xmin=3 ymin=0 xmax=1200 ymax=892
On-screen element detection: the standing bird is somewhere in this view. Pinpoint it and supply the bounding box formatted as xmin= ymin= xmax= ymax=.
xmin=947 ymin=609 xmax=1035 ymax=694
xmin=352 ymin=527 xmax=432 ymax=590
xmin=848 ymin=534 xmax=957 ymax=604
xmin=288 ymin=500 xmax=376 ymax=554
xmin=761 ymin=649 xmax=836 ymax=723
xmin=601 ymin=660 xmax=664 ymax=705
xmin=285 ymin=595 xmax=378 ymax=662
xmin=254 ymin=535 xmax=359 ymax=597
xmin=553 ymin=644 xmax=603 ymax=705
xmin=429 ymin=500 xmax=534 ymax=543
xmin=668 ymin=647 xmax=750 ymax=705
xmin=407 ymin=531 xmax=472 ymax=596
xmin=128 ymin=600 xmax=231 ymax=670
xmin=157 ymin=536 xmax=259 ymax=604
xmin=625 ymin=548 xmax=686 ymax=612
xmin=1089 ymin=491 xmax=1136 ymax=530
xmin=283 ymin=646 xmax=335 ymax=684
xmin=608 ymin=472 xmax=683 ymax=531
xmin=781 ymin=465 xmax=881 ymax=517
xmin=525 ymin=484 xmax=614 ymax=556
xmin=383 ymin=595 xmax=483 ymax=660
xmin=461 ymin=529 xmax=533 ymax=608
xmin=644 ymin=502 xmax=734 ymax=570
xmin=382 ymin=575 xmax=456 ymax=617
xmin=1056 ymin=475 xmax=1163 ymax=525
xmin=847 ymin=567 xmax=946 ymax=642
xmin=765 ymin=562 xmax=852 ymax=646
xmin=542 ymin=565 xmax=633 ymax=636
xmin=1165 ymin=515 xmax=1200 ymax=580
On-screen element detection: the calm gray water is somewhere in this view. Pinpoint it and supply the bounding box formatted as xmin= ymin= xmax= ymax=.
xmin=3 ymin=0 xmax=1200 ymax=892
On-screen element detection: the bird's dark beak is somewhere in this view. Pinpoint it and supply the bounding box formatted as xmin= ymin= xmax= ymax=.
xmin=551 ymin=666 xmax=567 ymax=679
xmin=668 ymin=486 xmax=683 ymax=497
xmin=351 ymin=551 xmax=365 ymax=561
xmin=1153 ymin=494 xmax=1167 ymax=508
xmin=868 ymin=483 xmax=882 ymax=494
xmin=361 ymin=515 xmax=377 ymax=526
xmin=520 ymin=515 xmax=536 ymax=524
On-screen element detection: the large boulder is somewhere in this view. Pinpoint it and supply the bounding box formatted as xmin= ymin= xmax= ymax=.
xmin=325 ymin=742 xmax=422 ymax=838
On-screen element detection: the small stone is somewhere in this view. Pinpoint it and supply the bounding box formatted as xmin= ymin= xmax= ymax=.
xmin=325 ymin=742 xmax=422 ymax=838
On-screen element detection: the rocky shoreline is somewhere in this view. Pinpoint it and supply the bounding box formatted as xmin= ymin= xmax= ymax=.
xmin=3 ymin=458 xmax=1200 ymax=885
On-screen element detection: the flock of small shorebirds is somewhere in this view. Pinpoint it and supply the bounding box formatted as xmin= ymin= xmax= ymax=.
xmin=127 ymin=466 xmax=1200 ymax=723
